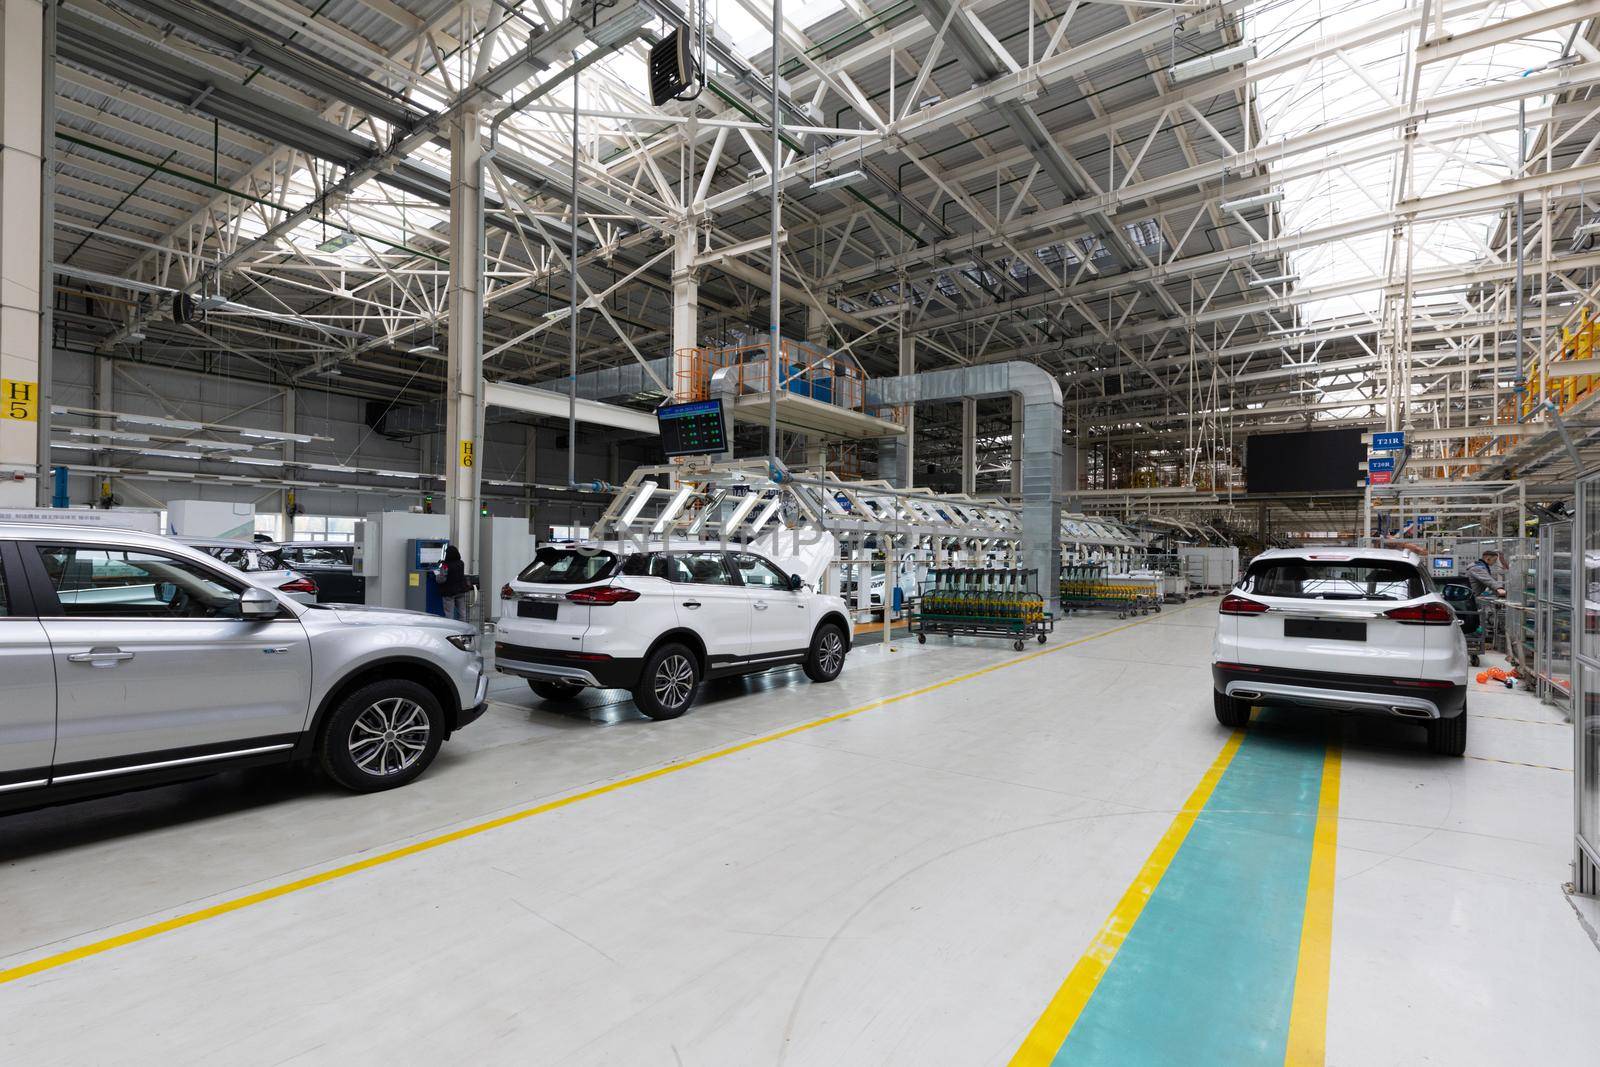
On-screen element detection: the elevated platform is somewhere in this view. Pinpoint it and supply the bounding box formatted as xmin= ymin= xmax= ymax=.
xmin=728 ymin=390 xmax=904 ymax=440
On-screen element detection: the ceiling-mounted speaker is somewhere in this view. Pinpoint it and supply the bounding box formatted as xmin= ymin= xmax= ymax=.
xmin=649 ymin=28 xmax=695 ymax=106
xmin=172 ymin=292 xmax=195 ymax=323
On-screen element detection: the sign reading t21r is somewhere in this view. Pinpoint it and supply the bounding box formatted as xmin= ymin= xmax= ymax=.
xmin=1370 ymin=430 xmax=1406 ymax=452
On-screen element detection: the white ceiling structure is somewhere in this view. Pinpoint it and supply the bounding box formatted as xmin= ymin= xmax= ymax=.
xmin=41 ymin=0 xmax=1600 ymax=516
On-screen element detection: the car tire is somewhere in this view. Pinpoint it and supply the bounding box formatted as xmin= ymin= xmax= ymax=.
xmin=633 ymin=643 xmax=700 ymax=720
xmin=319 ymin=679 xmax=444 ymax=792
xmin=804 ymin=624 xmax=848 ymax=683
xmin=529 ymin=679 xmax=584 ymax=702
xmin=1427 ymin=709 xmax=1468 ymax=756
xmin=1213 ymin=689 xmax=1251 ymax=729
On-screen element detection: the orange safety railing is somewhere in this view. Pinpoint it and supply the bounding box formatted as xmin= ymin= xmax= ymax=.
xmin=673 ymin=338 xmax=886 ymax=420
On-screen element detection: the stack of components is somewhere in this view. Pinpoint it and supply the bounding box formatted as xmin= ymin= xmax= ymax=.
xmin=913 ymin=569 xmax=1053 ymax=650
xmin=1059 ymin=563 xmax=1161 ymax=618
xmin=922 ymin=569 xmax=1045 ymax=623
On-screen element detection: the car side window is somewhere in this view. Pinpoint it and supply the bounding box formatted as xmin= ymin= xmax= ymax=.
xmin=0 ymin=560 xmax=8 ymax=616
xmin=666 ymin=552 xmax=736 ymax=586
xmin=35 ymin=545 xmax=249 ymax=619
xmin=734 ymin=553 xmax=791 ymax=591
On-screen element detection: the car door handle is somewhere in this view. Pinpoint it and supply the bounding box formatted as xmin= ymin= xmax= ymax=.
xmin=68 ymin=648 xmax=135 ymax=666
xmin=264 ymin=646 xmax=292 ymax=655
xmin=754 ymin=601 xmax=769 ymax=611
xmin=682 ymin=601 xmax=702 ymax=609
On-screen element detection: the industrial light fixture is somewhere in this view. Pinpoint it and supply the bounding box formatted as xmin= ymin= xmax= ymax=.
xmin=1168 ymin=42 xmax=1256 ymax=84
xmin=585 ymin=0 xmax=651 ymax=49
xmin=1219 ymin=190 xmax=1284 ymax=212
xmin=125 ymin=329 xmax=147 ymax=343
xmin=620 ymin=481 xmax=658 ymax=526
xmin=1247 ymin=273 xmax=1300 ymax=287
xmin=143 ymin=448 xmax=204 ymax=460
xmin=194 ymin=292 xmax=228 ymax=311
xmin=236 ymin=428 xmax=316 ymax=444
xmin=315 ymin=231 xmax=357 ymax=253
xmin=408 ymin=342 xmax=440 ymax=355
xmin=119 ymin=413 xmax=204 ymax=431
xmin=230 ymin=456 xmax=285 ymax=467
xmin=652 ymin=485 xmax=694 ymax=533
xmin=810 ymin=169 xmax=868 ymax=193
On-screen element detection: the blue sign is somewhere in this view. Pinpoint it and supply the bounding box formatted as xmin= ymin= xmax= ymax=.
xmin=1371 ymin=430 xmax=1406 ymax=452
xmin=1367 ymin=456 xmax=1395 ymax=472
xmin=1418 ymin=514 xmax=1435 ymax=525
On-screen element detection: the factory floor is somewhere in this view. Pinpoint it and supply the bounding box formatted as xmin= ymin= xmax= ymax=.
xmin=3 ymin=601 xmax=1598 ymax=1065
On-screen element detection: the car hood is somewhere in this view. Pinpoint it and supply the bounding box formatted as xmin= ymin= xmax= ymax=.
xmin=319 ymin=603 xmax=472 ymax=633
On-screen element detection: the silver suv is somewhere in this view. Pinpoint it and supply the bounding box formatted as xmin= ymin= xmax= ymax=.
xmin=0 ymin=523 xmax=487 ymax=812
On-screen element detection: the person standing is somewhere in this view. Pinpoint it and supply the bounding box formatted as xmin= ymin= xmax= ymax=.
xmin=437 ymin=544 xmax=471 ymax=622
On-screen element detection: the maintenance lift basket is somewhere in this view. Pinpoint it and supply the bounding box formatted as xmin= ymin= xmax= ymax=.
xmin=910 ymin=567 xmax=1054 ymax=651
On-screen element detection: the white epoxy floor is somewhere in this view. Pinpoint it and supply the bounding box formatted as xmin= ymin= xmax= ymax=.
xmin=1 ymin=602 xmax=1597 ymax=1065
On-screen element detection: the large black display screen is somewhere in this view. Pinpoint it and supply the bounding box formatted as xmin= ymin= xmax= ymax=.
xmin=1245 ymin=428 xmax=1365 ymax=494
xmin=657 ymin=399 xmax=728 ymax=457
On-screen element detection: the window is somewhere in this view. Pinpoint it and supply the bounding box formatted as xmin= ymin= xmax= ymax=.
xmin=734 ymin=553 xmax=792 ymax=591
xmin=1242 ymin=558 xmax=1424 ymax=602
xmin=665 ymin=552 xmax=736 ymax=586
xmin=292 ymin=515 xmax=360 ymax=542
xmin=36 ymin=545 xmax=247 ymax=618
xmin=0 ymin=562 xmax=8 ymax=616
xmin=517 ymin=546 xmax=617 ymax=584
xmin=254 ymin=513 xmax=284 ymax=542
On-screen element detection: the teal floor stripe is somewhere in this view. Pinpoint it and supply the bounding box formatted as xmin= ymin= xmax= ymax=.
xmin=1051 ymin=730 xmax=1328 ymax=1066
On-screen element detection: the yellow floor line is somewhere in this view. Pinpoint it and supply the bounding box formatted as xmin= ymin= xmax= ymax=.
xmin=1008 ymin=729 xmax=1247 ymax=1065
xmin=0 ymin=606 xmax=1194 ymax=987
xmin=1284 ymin=741 xmax=1343 ymax=1066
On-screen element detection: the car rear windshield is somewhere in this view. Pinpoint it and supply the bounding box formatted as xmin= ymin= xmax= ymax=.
xmin=517 ymin=546 xmax=617 ymax=584
xmin=1242 ymin=558 xmax=1425 ymax=601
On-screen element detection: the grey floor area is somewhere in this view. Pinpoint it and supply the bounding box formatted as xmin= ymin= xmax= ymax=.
xmin=1 ymin=602 xmax=1597 ymax=1064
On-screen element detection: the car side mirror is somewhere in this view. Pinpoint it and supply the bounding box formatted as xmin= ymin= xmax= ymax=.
xmin=790 ymin=573 xmax=805 ymax=591
xmin=239 ymin=587 xmax=280 ymax=620
xmin=153 ymin=580 xmax=177 ymax=604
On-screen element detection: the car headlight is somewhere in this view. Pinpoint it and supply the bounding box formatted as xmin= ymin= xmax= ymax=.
xmin=446 ymin=632 xmax=478 ymax=652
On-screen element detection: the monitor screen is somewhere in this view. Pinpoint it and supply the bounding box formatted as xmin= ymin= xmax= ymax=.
xmin=1432 ymin=556 xmax=1453 ymax=570
xmin=417 ymin=544 xmax=445 ymax=566
xmin=657 ymin=399 xmax=728 ymax=457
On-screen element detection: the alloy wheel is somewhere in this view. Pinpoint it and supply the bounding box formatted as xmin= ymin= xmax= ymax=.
xmin=819 ymin=631 xmax=844 ymax=674
xmin=348 ymin=697 xmax=431 ymax=776
xmin=654 ymin=654 xmax=695 ymax=709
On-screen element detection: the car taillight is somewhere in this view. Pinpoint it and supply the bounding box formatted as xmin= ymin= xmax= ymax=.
xmin=1219 ymin=594 xmax=1268 ymax=615
xmin=279 ymin=577 xmax=317 ymax=595
xmin=500 ymin=583 xmax=515 ymax=600
xmin=1382 ymin=602 xmax=1453 ymax=625
xmin=566 ymin=585 xmax=639 ymax=605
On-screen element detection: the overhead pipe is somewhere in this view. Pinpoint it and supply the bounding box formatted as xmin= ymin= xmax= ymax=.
xmin=768 ymin=0 xmax=783 ymax=460
xmin=867 ymin=362 xmax=1064 ymax=614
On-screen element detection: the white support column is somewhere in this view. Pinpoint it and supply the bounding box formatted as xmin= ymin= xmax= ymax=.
xmin=671 ymin=222 xmax=698 ymax=400
xmin=961 ymin=397 xmax=977 ymax=495
xmin=445 ymin=108 xmax=485 ymax=569
xmin=280 ymin=389 xmax=297 ymax=536
xmin=0 ymin=0 xmax=51 ymax=505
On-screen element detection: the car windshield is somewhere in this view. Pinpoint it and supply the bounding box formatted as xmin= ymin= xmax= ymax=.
xmin=1243 ymin=558 xmax=1424 ymax=602
xmin=517 ymin=546 xmax=617 ymax=584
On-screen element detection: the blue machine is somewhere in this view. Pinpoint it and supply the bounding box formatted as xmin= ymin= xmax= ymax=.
xmin=405 ymin=538 xmax=450 ymax=615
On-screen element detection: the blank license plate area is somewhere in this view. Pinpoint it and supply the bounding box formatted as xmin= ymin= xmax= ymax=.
xmin=1284 ymin=618 xmax=1366 ymax=642
xmin=517 ymin=600 xmax=558 ymax=620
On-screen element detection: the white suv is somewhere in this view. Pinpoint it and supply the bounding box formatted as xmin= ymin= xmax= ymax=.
xmin=495 ymin=542 xmax=853 ymax=719
xmin=1212 ymin=547 xmax=1470 ymax=755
